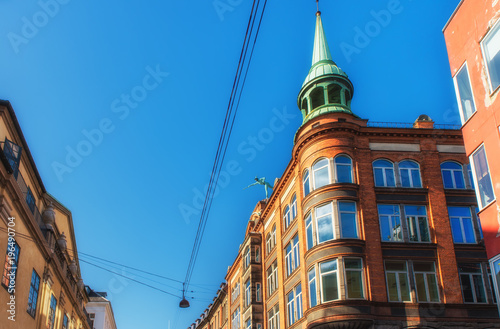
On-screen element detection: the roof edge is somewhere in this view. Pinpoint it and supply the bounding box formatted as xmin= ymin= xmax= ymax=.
xmin=443 ymin=0 xmax=465 ymax=32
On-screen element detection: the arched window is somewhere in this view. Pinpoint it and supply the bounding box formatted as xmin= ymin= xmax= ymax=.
xmin=303 ymin=169 xmax=310 ymax=196
xmin=328 ymin=84 xmax=342 ymax=104
xmin=291 ymin=194 xmax=297 ymax=219
xmin=335 ymin=155 xmax=353 ymax=183
xmin=313 ymin=158 xmax=330 ymax=189
xmin=284 ymin=205 xmax=291 ymax=229
xmin=373 ymin=160 xmax=395 ymax=187
xmin=441 ymin=162 xmax=465 ymax=189
xmin=399 ymin=160 xmax=422 ymax=188
xmin=310 ymin=87 xmax=325 ymax=110
xmin=266 ymin=233 xmax=272 ymax=254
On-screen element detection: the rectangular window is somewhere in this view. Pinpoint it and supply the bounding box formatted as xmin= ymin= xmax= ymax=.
xmin=459 ymin=263 xmax=487 ymax=303
xmin=453 ymin=62 xmax=477 ymax=123
xmin=471 ymin=145 xmax=495 ymax=208
xmin=246 ymin=318 xmax=251 ymax=329
xmin=385 ymin=261 xmax=411 ymax=302
xmin=316 ymin=203 xmax=334 ymax=243
xmin=256 ymin=283 xmax=261 ymax=302
xmin=27 ymin=269 xmax=40 ymax=318
xmin=319 ymin=259 xmax=339 ymax=302
xmin=378 ymin=205 xmax=402 ymax=242
xmin=303 ymin=170 xmax=310 ymax=197
xmin=285 ymin=235 xmax=300 ymax=276
xmin=338 ymin=202 xmax=357 ymax=238
xmin=267 ymin=260 xmax=278 ymax=296
xmin=308 ymin=267 xmax=317 ymax=307
xmin=286 ymin=284 xmax=303 ymax=326
xmin=244 ymin=248 xmax=250 ymax=269
xmin=344 ymin=258 xmax=364 ymax=299
xmin=2 ymin=239 xmax=20 ymax=289
xmin=268 ymin=304 xmax=280 ymax=329
xmin=255 ymin=247 xmax=260 ymax=263
xmin=492 ymin=258 xmax=500 ymax=305
xmin=232 ymin=308 xmax=240 ymax=329
xmin=481 ymin=19 xmax=500 ymax=92
xmin=232 ymin=282 xmax=240 ymax=302
xmin=405 ymin=205 xmax=430 ymax=242
xmin=62 ymin=314 xmax=69 ymax=329
xmin=305 ymin=213 xmax=314 ymax=250
xmin=26 ymin=187 xmax=36 ymax=213
xmin=448 ymin=206 xmax=476 ymax=244
xmin=245 ymin=280 xmax=251 ymax=307
xmin=413 ymin=262 xmax=440 ymax=302
xmin=48 ymin=295 xmax=57 ymax=329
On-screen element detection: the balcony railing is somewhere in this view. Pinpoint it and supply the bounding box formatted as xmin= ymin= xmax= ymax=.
xmin=367 ymin=121 xmax=461 ymax=130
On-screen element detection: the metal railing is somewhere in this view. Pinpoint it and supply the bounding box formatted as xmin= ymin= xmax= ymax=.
xmin=367 ymin=121 xmax=461 ymax=130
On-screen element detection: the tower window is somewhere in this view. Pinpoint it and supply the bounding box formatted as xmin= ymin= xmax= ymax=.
xmin=327 ymin=84 xmax=342 ymax=104
xmin=301 ymin=99 xmax=308 ymax=114
xmin=310 ymin=87 xmax=325 ymax=110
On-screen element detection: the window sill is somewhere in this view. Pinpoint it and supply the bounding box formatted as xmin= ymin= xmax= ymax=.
xmin=478 ymin=198 xmax=497 ymax=213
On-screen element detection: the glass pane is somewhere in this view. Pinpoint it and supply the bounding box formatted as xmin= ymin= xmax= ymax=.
xmin=400 ymin=169 xmax=411 ymax=187
xmin=304 ymin=170 xmax=310 ymax=196
xmin=399 ymin=273 xmax=411 ymax=301
xmin=415 ymin=273 xmax=428 ymax=302
xmin=454 ymin=170 xmax=465 ymax=188
xmin=456 ymin=65 xmax=477 ymax=120
xmin=317 ymin=214 xmax=334 ymax=243
xmin=374 ymin=168 xmax=385 ymax=186
xmin=418 ymin=217 xmax=430 ymax=242
xmin=473 ymin=147 xmax=495 ymax=207
xmin=484 ymin=26 xmax=500 ymax=90
xmin=315 ymin=167 xmax=329 ymax=188
xmin=427 ymin=274 xmax=440 ymax=302
xmin=462 ymin=217 xmax=476 ymax=243
xmin=345 ymin=258 xmax=362 ymax=269
xmin=336 ymin=164 xmax=352 ymax=183
xmin=385 ymin=168 xmax=395 ymax=187
xmin=335 ymin=156 xmax=351 ymax=164
xmin=309 ymin=269 xmax=317 ymax=307
xmin=399 ymin=161 xmax=418 ymax=169
xmin=340 ymin=212 xmax=357 ymax=238
xmin=473 ymin=274 xmax=487 ymax=303
xmin=442 ymin=170 xmax=454 ymax=188
xmin=405 ymin=205 xmax=426 ymax=216
xmin=339 ymin=202 xmax=355 ymax=212
xmin=345 ymin=270 xmax=363 ymax=298
xmin=414 ymin=262 xmax=435 ymax=272
xmin=306 ymin=214 xmax=314 ymax=250
xmin=460 ymin=274 xmax=474 ymax=303
xmin=320 ymin=260 xmax=337 ymax=273
xmin=322 ymin=272 xmax=338 ymax=301
xmin=385 ymin=261 xmax=406 ymax=272
xmin=386 ymin=272 xmax=399 ymax=302
xmin=450 ymin=217 xmax=464 ymax=243
xmin=407 ymin=216 xmax=418 ymax=241
xmin=411 ymin=170 xmax=422 ymax=187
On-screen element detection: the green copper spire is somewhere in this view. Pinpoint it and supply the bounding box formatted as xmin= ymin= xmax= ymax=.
xmin=297 ymin=11 xmax=355 ymax=125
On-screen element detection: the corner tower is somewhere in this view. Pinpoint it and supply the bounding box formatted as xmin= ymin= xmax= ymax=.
xmin=297 ymin=11 xmax=355 ymax=125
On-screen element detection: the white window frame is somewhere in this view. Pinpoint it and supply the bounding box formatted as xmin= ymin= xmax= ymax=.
xmin=303 ymin=169 xmax=310 ymax=196
xmin=405 ymin=205 xmax=430 ymax=243
xmin=232 ymin=308 xmax=240 ymax=329
xmin=459 ymin=263 xmax=487 ymax=304
xmin=256 ymin=282 xmax=261 ymax=302
xmin=319 ymin=259 xmax=340 ymax=303
xmin=470 ymin=144 xmax=496 ymax=209
xmin=338 ymin=201 xmax=358 ymax=239
xmin=315 ymin=202 xmax=336 ymax=244
xmin=312 ymin=158 xmax=331 ymax=190
xmin=291 ymin=194 xmax=297 ymax=220
xmin=334 ymin=155 xmax=353 ymax=183
xmin=244 ymin=247 xmax=250 ymax=268
xmin=448 ymin=206 xmax=477 ymax=244
xmin=398 ymin=160 xmax=422 ymax=188
xmin=440 ymin=161 xmax=466 ymax=189
xmin=384 ymin=260 xmax=411 ymax=302
xmin=373 ymin=159 xmax=396 ymax=187
xmin=481 ymin=19 xmax=500 ymax=93
xmin=377 ymin=204 xmax=403 ymax=242
xmin=343 ymin=258 xmax=365 ymax=299
xmin=308 ymin=267 xmax=317 ymax=308
xmin=413 ymin=262 xmax=440 ymax=303
xmin=286 ymin=284 xmax=303 ymax=326
xmin=245 ymin=280 xmax=251 ymax=307
xmin=452 ymin=62 xmax=477 ymax=123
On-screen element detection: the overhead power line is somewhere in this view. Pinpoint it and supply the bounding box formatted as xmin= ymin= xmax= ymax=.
xmin=183 ymin=0 xmax=268 ymax=293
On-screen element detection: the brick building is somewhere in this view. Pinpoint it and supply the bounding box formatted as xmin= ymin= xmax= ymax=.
xmin=443 ymin=0 xmax=500 ymax=311
xmin=0 ymin=100 xmax=92 ymax=329
xmin=188 ymin=10 xmax=500 ymax=329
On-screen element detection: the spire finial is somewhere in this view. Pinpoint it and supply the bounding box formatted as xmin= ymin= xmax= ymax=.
xmin=316 ymin=0 xmax=320 ymax=15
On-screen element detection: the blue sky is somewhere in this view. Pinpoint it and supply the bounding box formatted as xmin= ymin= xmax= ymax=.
xmin=0 ymin=0 xmax=461 ymax=328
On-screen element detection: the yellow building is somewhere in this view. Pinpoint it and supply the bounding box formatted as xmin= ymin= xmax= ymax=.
xmin=0 ymin=100 xmax=91 ymax=329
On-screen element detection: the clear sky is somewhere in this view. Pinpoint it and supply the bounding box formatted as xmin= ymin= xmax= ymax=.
xmin=0 ymin=0 xmax=462 ymax=328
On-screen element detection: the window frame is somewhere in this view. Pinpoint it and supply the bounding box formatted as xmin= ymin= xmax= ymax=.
xmin=344 ymin=258 xmax=365 ymax=299
xmin=384 ymin=260 xmax=411 ymax=302
xmin=470 ymin=144 xmax=496 ymax=209
xmin=2 ymin=239 xmax=20 ymax=290
xmin=285 ymin=235 xmax=300 ymax=277
xmin=373 ymin=159 xmax=396 ymax=187
xmin=448 ymin=206 xmax=477 ymax=244
xmin=283 ymin=205 xmax=291 ymax=230
xmin=458 ymin=263 xmax=487 ymax=304
xmin=480 ymin=19 xmax=500 ymax=93
xmin=232 ymin=307 xmax=241 ymax=329
xmin=244 ymin=247 xmax=250 ymax=269
xmin=245 ymin=279 xmax=251 ymax=307
xmin=440 ymin=161 xmax=466 ymax=189
xmin=47 ymin=294 xmax=57 ymax=329
xmin=334 ymin=155 xmax=353 ymax=184
xmin=398 ymin=160 xmax=422 ymax=188
xmin=27 ymin=269 xmax=40 ymax=318
xmin=303 ymin=169 xmax=310 ymax=197
xmin=286 ymin=284 xmax=303 ymax=326
xmin=404 ymin=205 xmax=431 ymax=243
xmin=319 ymin=259 xmax=340 ymax=303
xmin=268 ymin=304 xmax=280 ymax=329
xmin=256 ymin=282 xmax=262 ymax=302
xmin=413 ymin=262 xmax=440 ymax=303
xmin=452 ymin=61 xmax=478 ymax=123
xmin=312 ymin=158 xmax=331 ymax=190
